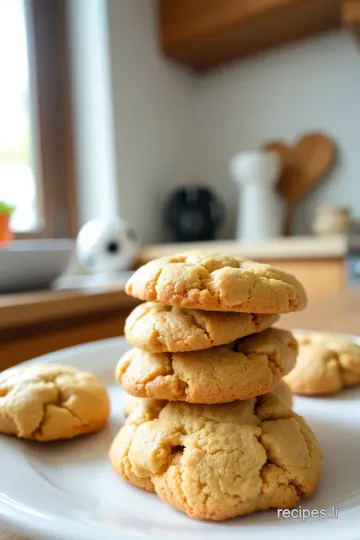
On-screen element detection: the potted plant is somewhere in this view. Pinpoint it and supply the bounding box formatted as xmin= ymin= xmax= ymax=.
xmin=0 ymin=201 xmax=15 ymax=245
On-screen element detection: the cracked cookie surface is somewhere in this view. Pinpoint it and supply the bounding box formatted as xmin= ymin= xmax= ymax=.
xmin=268 ymin=380 xmax=293 ymax=407
xmin=116 ymin=328 xmax=297 ymax=404
xmin=124 ymin=395 xmax=167 ymax=417
xmin=126 ymin=252 xmax=307 ymax=313
xmin=285 ymin=332 xmax=360 ymax=395
xmin=123 ymin=380 xmax=292 ymax=417
xmin=0 ymin=363 xmax=110 ymax=441
xmin=109 ymin=392 xmax=322 ymax=521
xmin=125 ymin=302 xmax=279 ymax=353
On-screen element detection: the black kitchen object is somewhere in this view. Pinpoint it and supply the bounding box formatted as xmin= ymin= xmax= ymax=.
xmin=164 ymin=187 xmax=224 ymax=242
xmin=347 ymin=232 xmax=360 ymax=284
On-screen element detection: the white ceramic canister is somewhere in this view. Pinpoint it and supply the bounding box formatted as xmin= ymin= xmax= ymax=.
xmin=230 ymin=150 xmax=282 ymax=242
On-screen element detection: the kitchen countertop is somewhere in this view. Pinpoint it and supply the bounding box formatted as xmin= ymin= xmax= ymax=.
xmin=1 ymin=284 xmax=359 ymax=335
xmin=0 ymin=286 xmax=138 ymax=330
xmin=279 ymin=287 xmax=360 ymax=335
xmin=0 ymin=235 xmax=349 ymax=332
xmin=139 ymin=235 xmax=347 ymax=263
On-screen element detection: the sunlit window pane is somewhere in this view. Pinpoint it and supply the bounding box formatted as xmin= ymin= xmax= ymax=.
xmin=0 ymin=0 xmax=39 ymax=232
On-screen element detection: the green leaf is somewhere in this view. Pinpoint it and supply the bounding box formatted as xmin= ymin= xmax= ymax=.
xmin=0 ymin=201 xmax=16 ymax=214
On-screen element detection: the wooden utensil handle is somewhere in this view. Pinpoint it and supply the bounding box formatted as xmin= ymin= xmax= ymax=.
xmin=283 ymin=205 xmax=293 ymax=236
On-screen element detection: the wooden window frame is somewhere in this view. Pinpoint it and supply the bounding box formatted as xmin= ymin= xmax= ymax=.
xmin=16 ymin=0 xmax=78 ymax=239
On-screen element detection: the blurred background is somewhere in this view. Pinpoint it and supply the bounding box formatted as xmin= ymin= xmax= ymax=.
xmin=2 ymin=0 xmax=360 ymax=241
xmin=2 ymin=0 xmax=360 ymax=366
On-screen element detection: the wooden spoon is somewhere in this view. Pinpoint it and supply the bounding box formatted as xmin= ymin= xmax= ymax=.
xmin=264 ymin=132 xmax=335 ymax=235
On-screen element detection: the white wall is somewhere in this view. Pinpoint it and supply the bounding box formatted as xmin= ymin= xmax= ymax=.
xmin=107 ymin=0 xmax=196 ymax=244
xmin=67 ymin=0 xmax=119 ymax=226
xmin=105 ymin=4 xmax=360 ymax=242
xmin=195 ymin=30 xmax=360 ymax=237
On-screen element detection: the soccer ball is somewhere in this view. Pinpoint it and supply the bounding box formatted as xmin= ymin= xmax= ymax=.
xmin=76 ymin=219 xmax=138 ymax=273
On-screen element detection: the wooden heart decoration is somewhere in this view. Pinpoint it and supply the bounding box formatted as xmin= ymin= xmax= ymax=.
xmin=264 ymin=132 xmax=336 ymax=235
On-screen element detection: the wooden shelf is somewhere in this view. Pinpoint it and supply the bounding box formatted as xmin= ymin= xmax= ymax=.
xmin=343 ymin=0 xmax=360 ymax=39
xmin=0 ymin=287 xmax=139 ymax=369
xmin=0 ymin=287 xmax=137 ymax=330
xmin=159 ymin=0 xmax=357 ymax=72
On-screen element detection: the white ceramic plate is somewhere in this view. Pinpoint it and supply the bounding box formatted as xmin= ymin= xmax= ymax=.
xmin=1 ymin=336 xmax=360 ymax=540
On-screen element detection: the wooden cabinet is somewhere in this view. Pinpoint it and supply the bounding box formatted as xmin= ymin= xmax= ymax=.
xmin=343 ymin=0 xmax=360 ymax=37
xmin=159 ymin=0 xmax=359 ymax=72
xmin=0 ymin=290 xmax=138 ymax=370
xmin=258 ymin=258 xmax=345 ymax=302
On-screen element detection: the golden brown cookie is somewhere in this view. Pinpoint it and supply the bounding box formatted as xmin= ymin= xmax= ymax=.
xmin=116 ymin=328 xmax=297 ymax=404
xmin=124 ymin=395 xmax=166 ymax=417
xmin=109 ymin=392 xmax=322 ymax=521
xmin=126 ymin=252 xmax=307 ymax=313
xmin=271 ymin=380 xmax=293 ymax=407
xmin=124 ymin=380 xmax=292 ymax=417
xmin=0 ymin=363 xmax=110 ymax=441
xmin=125 ymin=302 xmax=279 ymax=353
xmin=285 ymin=332 xmax=360 ymax=395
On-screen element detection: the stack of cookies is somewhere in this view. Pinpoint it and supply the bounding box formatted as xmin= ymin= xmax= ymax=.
xmin=110 ymin=252 xmax=322 ymax=521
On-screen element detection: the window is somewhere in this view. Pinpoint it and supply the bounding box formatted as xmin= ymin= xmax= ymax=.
xmin=0 ymin=0 xmax=38 ymax=232
xmin=0 ymin=0 xmax=77 ymax=239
